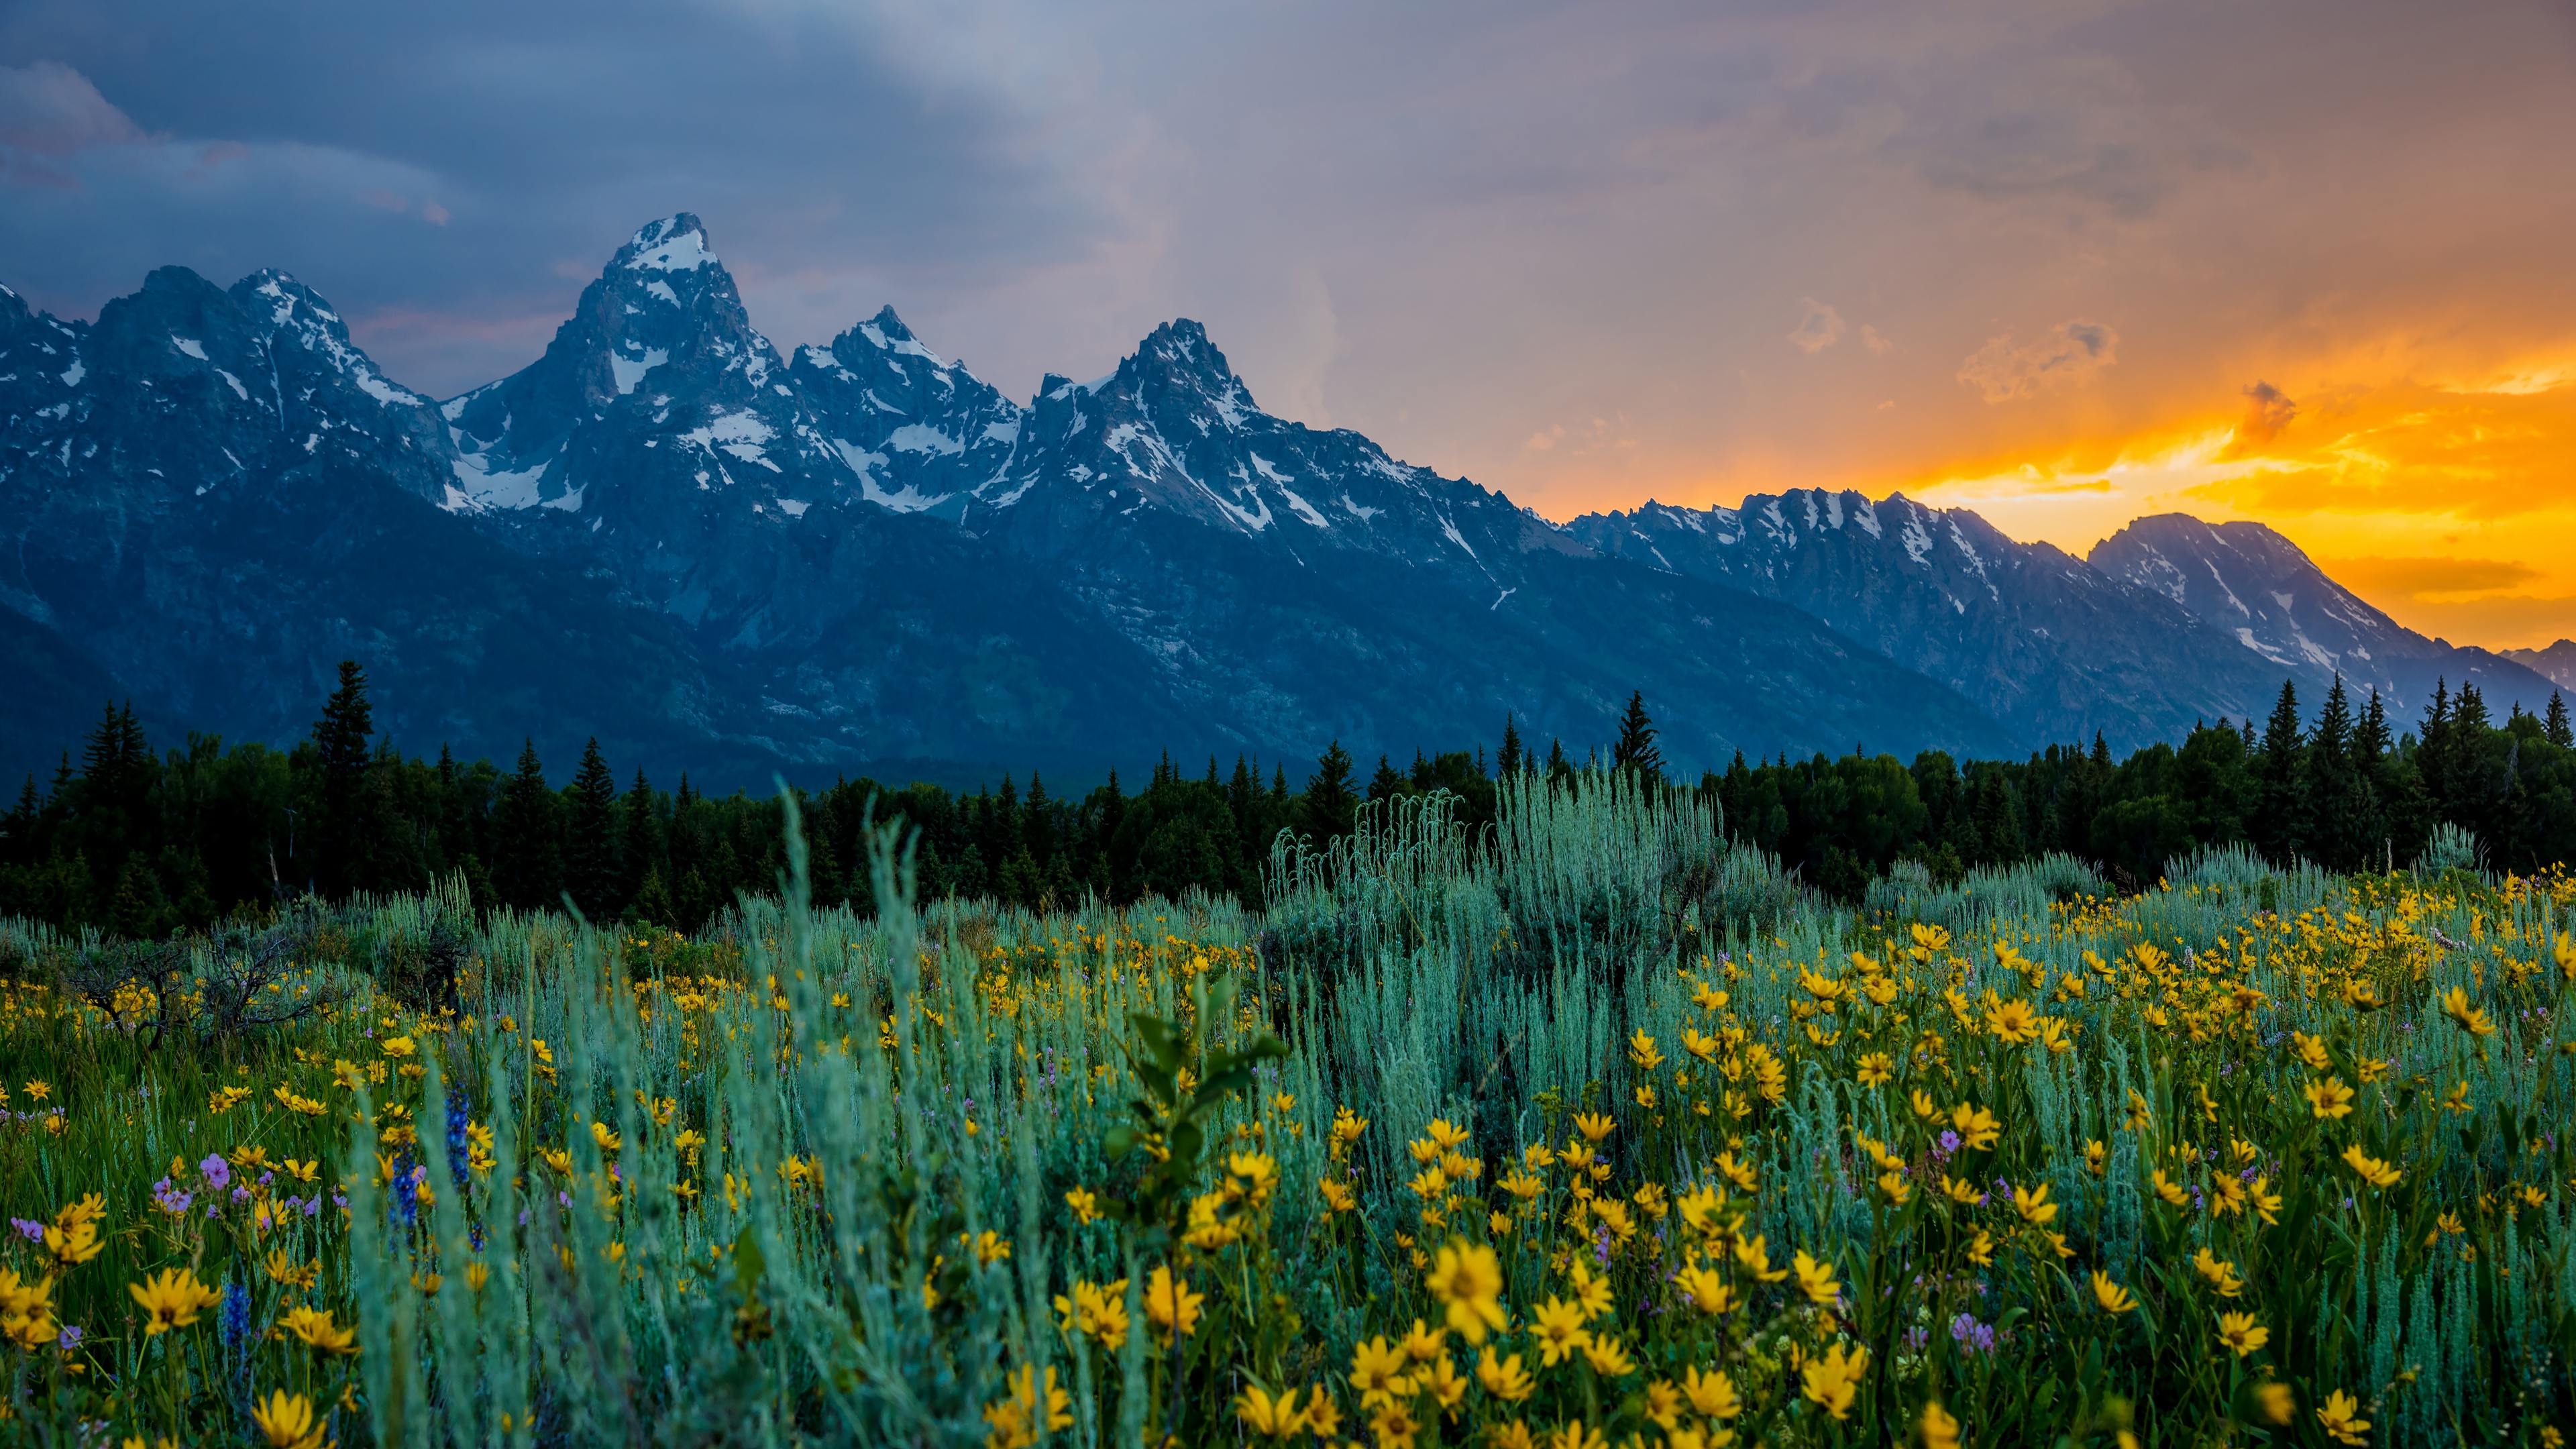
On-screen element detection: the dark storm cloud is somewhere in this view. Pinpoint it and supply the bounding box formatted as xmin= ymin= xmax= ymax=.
xmin=0 ymin=0 xmax=1120 ymax=394
xmin=2 ymin=0 xmax=2572 ymax=537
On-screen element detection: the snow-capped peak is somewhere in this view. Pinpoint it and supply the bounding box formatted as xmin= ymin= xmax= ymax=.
xmin=619 ymin=215 xmax=716 ymax=272
xmin=855 ymin=306 xmax=949 ymax=369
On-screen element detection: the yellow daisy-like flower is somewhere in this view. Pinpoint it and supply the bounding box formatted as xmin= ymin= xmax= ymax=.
xmin=1142 ymin=1265 xmax=1201 ymax=1342
xmin=1984 ymin=998 xmax=2040 ymax=1045
xmin=1348 ymin=1336 xmax=1412 ymax=1408
xmin=2316 ymin=1389 xmax=2371 ymax=1445
xmin=1792 ymin=1250 xmax=1841 ymax=1305
xmin=1627 ymin=1030 xmax=1664 ymax=1072
xmin=1673 ymin=1263 xmax=1736 ymax=1316
xmin=1234 ymin=1384 xmax=1307 ymax=1438
xmin=1425 ymin=1240 xmax=1506 ymax=1344
xmin=1799 ymin=1342 xmax=1868 ymax=1421
xmin=2304 ymin=1077 xmax=2355 ymax=1120
xmin=2216 ymin=1311 xmax=2269 ymax=1357
xmin=277 ymin=1305 xmax=359 ymax=1356
xmin=2341 ymin=1144 xmax=2402 ymax=1189
xmin=2194 ymin=1248 xmax=2245 ymax=1297
xmin=2090 ymin=1271 xmax=2135 ymax=1315
xmin=250 ymin=1390 xmax=327 ymax=1449
xmin=1950 ymin=1104 xmax=2000 ymax=1151
xmin=1528 ymin=1295 xmax=1593 ymax=1366
xmin=1477 ymin=1347 xmax=1536 ymax=1403
xmin=127 ymin=1269 xmax=222 ymax=1336
xmin=1578 ymin=1334 xmax=1636 ymax=1379
xmin=2256 ymin=1381 xmax=2294 ymax=1425
xmin=2438 ymin=987 xmax=2494 ymax=1038
xmin=1682 ymin=1366 xmax=1741 ymax=1419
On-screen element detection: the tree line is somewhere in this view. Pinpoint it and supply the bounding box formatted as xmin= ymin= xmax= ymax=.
xmin=2 ymin=667 xmax=2569 ymax=937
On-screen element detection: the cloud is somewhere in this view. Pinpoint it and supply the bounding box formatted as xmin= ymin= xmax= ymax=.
xmin=1786 ymin=298 xmax=1845 ymax=354
xmin=1955 ymin=319 xmax=2120 ymax=403
xmin=0 ymin=0 xmax=2571 ymax=547
xmin=2316 ymin=555 xmax=2541 ymax=598
xmin=1862 ymin=324 xmax=1894 ymax=355
xmin=2223 ymin=380 xmax=2298 ymax=453
xmin=0 ymin=60 xmax=150 ymax=186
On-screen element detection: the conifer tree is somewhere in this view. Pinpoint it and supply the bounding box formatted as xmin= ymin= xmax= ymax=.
xmin=562 ymin=738 xmax=621 ymax=919
xmin=492 ymin=739 xmax=561 ymax=912
xmin=1368 ymin=754 xmax=1407 ymax=802
xmin=2548 ymin=691 xmax=2573 ymax=748
xmin=0 ymin=775 xmax=38 ymax=872
xmin=1301 ymin=741 xmax=1358 ymax=843
xmin=619 ymin=769 xmax=659 ymax=911
xmin=75 ymin=702 xmax=152 ymax=884
xmin=1611 ymin=692 xmax=1663 ymax=783
xmin=2255 ymin=680 xmax=2308 ymax=865
xmin=1024 ymin=772 xmax=1055 ymax=867
xmin=309 ymin=663 xmax=376 ymax=892
xmin=1499 ymin=714 xmax=1525 ymax=777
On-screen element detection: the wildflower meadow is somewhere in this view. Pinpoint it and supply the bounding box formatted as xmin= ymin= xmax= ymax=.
xmin=0 ymin=775 xmax=2571 ymax=1446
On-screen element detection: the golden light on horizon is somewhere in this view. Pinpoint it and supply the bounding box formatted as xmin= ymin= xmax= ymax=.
xmin=1642 ymin=355 xmax=2576 ymax=654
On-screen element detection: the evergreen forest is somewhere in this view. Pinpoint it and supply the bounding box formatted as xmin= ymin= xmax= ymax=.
xmin=6 ymin=663 xmax=2573 ymax=936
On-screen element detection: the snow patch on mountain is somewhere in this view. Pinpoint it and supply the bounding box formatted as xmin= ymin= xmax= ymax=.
xmin=610 ymin=347 xmax=667 ymax=395
xmin=887 ymin=423 xmax=963 ymax=455
xmin=626 ymin=221 xmax=714 ymax=272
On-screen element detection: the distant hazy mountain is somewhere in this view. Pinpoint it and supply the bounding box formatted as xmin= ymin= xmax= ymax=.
xmin=1563 ymin=491 xmax=2286 ymax=749
xmin=2502 ymin=639 xmax=2576 ymax=692
xmin=1 ymin=215 xmax=2021 ymax=788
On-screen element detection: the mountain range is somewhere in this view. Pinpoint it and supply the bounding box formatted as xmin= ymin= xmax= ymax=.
xmin=1 ymin=214 xmax=2561 ymax=790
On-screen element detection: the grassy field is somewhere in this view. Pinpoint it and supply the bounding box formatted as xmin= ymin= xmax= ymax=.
xmin=0 ymin=775 xmax=2569 ymax=1447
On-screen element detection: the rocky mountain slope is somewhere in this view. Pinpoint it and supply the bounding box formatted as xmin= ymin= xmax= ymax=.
xmin=2088 ymin=516 xmax=2558 ymax=716
xmin=1564 ymin=492 xmax=2561 ymax=749
xmin=2503 ymin=639 xmax=2576 ymax=692
xmin=2 ymin=217 xmax=2021 ymax=788
xmin=1564 ymin=492 xmax=2288 ymax=747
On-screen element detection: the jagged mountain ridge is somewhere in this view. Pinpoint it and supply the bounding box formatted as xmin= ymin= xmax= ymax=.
xmin=1563 ymin=490 xmax=2290 ymax=749
xmin=2088 ymin=517 xmax=2559 ymax=717
xmin=2503 ymin=639 xmax=2576 ymax=692
xmin=2 ymin=215 xmax=2024 ymax=786
xmin=1564 ymin=490 xmax=2561 ymax=749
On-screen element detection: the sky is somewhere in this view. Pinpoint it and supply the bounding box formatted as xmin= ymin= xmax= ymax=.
xmin=4 ymin=0 xmax=2573 ymax=649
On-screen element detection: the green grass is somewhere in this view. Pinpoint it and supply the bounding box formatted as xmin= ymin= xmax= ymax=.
xmin=0 ymin=777 xmax=2570 ymax=1447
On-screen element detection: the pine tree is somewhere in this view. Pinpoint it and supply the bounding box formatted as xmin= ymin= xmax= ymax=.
xmin=631 ymin=865 xmax=676 ymax=930
xmin=2255 ymin=680 xmax=2308 ymax=865
xmin=1301 ymin=741 xmax=1358 ymax=843
xmin=2356 ymin=690 xmax=2392 ymax=771
xmin=307 ymin=662 xmax=374 ymax=893
xmin=1611 ymin=692 xmax=1663 ymax=783
xmin=561 ymin=738 xmax=621 ymax=919
xmin=1024 ymin=772 xmax=1055 ymax=867
xmin=492 ymin=740 xmax=561 ymax=912
xmin=1546 ymin=738 xmax=1572 ymax=780
xmin=2304 ymin=676 xmax=2377 ymax=871
xmin=0 ymin=774 xmax=38 ymax=871
xmin=2548 ymin=691 xmax=2573 ymax=748
xmin=1499 ymin=715 xmax=1525 ymax=778
xmin=75 ymin=702 xmax=154 ymax=883
xmin=619 ymin=769 xmax=659 ymax=910
xmin=1367 ymin=754 xmax=1407 ymax=802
